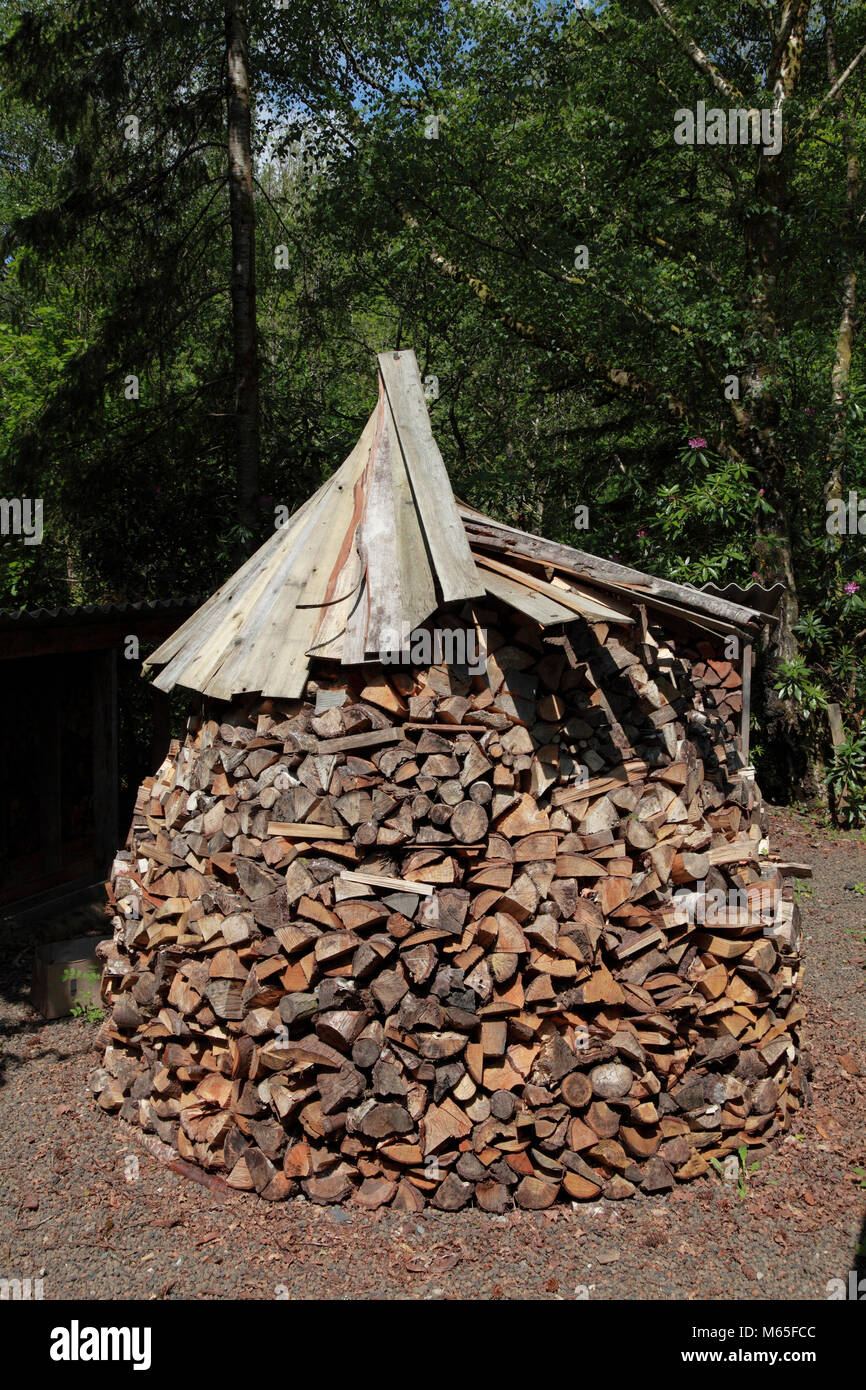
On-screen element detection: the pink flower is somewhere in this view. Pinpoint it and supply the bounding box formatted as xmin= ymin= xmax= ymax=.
xmin=804 ymin=406 xmax=815 ymax=416
xmin=688 ymin=437 xmax=707 ymax=449
xmin=637 ymin=529 xmax=647 ymax=537
xmin=758 ymin=488 xmax=765 ymax=496
xmin=844 ymin=581 xmax=860 ymax=594
xmin=751 ymin=571 xmax=759 ymax=578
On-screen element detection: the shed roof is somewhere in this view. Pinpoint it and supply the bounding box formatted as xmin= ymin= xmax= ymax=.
xmin=146 ymin=349 xmax=773 ymax=701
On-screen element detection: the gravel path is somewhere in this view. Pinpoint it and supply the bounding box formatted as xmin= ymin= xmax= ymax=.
xmin=1 ymin=807 xmax=864 ymax=1302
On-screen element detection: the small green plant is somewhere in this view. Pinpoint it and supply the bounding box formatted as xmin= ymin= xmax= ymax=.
xmin=793 ymin=881 xmax=815 ymax=902
xmin=710 ymin=1145 xmax=760 ymax=1198
xmin=61 ymin=966 xmax=105 ymax=1024
xmin=853 ymin=1166 xmax=866 ymax=1191
xmin=773 ymin=656 xmax=828 ymax=719
xmin=828 ymin=732 xmax=866 ymax=828
xmin=850 ymin=883 xmax=866 ymax=896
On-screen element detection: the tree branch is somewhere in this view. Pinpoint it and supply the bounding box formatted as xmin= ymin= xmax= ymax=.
xmin=641 ymin=0 xmax=743 ymax=101
xmin=810 ymin=37 xmax=866 ymax=119
xmin=767 ymin=1 xmax=806 ymax=90
xmin=408 ymin=215 xmax=690 ymax=419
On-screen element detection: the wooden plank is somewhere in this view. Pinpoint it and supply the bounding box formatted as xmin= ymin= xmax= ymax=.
xmin=315 ymin=727 xmax=402 ymax=755
xmin=476 ymin=563 xmax=579 ymax=628
xmin=552 ymin=760 xmax=648 ymax=808
xmin=769 ymin=860 xmax=813 ymax=878
xmin=387 ymin=392 xmax=439 ymax=633
xmin=353 ymin=386 xmax=407 ymax=659
xmin=378 ymin=350 xmax=483 ymax=604
xmin=238 ymin=437 xmax=370 ymax=698
xmin=707 ymin=840 xmax=758 ymax=866
xmin=149 ymin=468 xmax=333 ymax=681
xmin=267 ymin=823 xmax=350 ymax=840
xmin=740 ymin=641 xmax=753 ymax=763
xmin=404 ymin=723 xmax=490 ymax=733
xmin=151 ymin=420 xmax=371 ymax=698
xmin=827 ymin=701 xmax=845 ymax=748
xmin=339 ymin=869 xmax=435 ymax=897
xmin=474 ymin=552 xmax=633 ymax=624
xmin=307 ymin=413 xmax=376 ymax=663
xmin=153 ymin=475 xmax=334 ymax=696
xmin=459 ymin=506 xmax=765 ymax=630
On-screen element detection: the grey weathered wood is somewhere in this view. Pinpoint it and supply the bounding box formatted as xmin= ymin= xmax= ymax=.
xmin=460 ymin=506 xmax=764 ymax=630
xmin=740 ymin=641 xmax=753 ymax=764
xmin=473 ymin=552 xmax=633 ymax=624
xmin=314 ymin=727 xmax=403 ymax=755
xmin=148 ymin=469 xmax=330 ymax=674
xmin=826 ymin=701 xmax=845 ymax=748
xmin=378 ymin=351 xmax=483 ymax=604
xmin=387 ymin=394 xmax=438 ymax=634
xmin=340 ymin=869 xmax=435 ymax=897
xmin=474 ymin=563 xmax=579 ymax=627
xmin=358 ymin=385 xmax=403 ymax=657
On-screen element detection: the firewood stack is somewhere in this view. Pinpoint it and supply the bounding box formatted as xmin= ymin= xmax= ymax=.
xmin=92 ymin=601 xmax=804 ymax=1210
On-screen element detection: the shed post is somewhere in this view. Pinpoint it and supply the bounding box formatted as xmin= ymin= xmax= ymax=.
xmin=740 ymin=640 xmax=753 ymax=767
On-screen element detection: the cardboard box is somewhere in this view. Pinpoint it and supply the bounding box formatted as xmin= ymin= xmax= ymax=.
xmin=31 ymin=935 xmax=109 ymax=1020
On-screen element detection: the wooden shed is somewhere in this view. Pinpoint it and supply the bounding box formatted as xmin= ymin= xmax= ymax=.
xmin=0 ymin=598 xmax=195 ymax=909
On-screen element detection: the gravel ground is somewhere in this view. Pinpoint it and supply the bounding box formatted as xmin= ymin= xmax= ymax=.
xmin=1 ymin=807 xmax=864 ymax=1302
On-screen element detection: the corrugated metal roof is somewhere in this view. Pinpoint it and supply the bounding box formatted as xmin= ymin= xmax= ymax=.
xmin=0 ymin=597 xmax=200 ymax=627
xmin=698 ymin=581 xmax=785 ymax=618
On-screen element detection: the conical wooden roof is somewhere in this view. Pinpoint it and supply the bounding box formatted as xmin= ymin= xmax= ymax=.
xmin=147 ymin=349 xmax=770 ymax=701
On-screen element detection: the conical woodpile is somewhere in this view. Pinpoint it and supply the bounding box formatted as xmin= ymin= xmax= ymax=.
xmin=92 ymin=601 xmax=805 ymax=1210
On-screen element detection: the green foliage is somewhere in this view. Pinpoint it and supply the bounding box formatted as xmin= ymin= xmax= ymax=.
xmin=2 ymin=0 xmax=866 ymax=818
xmin=60 ymin=965 xmax=105 ymax=1024
xmin=710 ymin=1144 xmax=760 ymax=1199
xmin=827 ymin=732 xmax=866 ymax=827
xmin=773 ymin=657 xmax=828 ymax=719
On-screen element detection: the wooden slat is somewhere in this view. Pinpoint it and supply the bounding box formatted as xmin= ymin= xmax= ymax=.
xmin=211 ymin=425 xmax=368 ymax=698
xmin=314 ymin=727 xmax=403 ymax=755
xmin=474 ymin=552 xmax=633 ymax=625
xmin=476 ymin=563 xmax=579 ymax=628
xmin=148 ymin=469 xmax=333 ymax=681
xmin=353 ymin=385 xmax=404 ymax=658
xmin=267 ymin=822 xmax=350 ymax=840
xmin=152 ymin=466 xmax=345 ymax=696
xmin=256 ymin=442 xmax=370 ymax=696
xmin=150 ymin=418 xmax=372 ymax=698
xmin=339 ymin=869 xmax=435 ymax=897
xmin=388 ymin=394 xmax=439 ymax=633
xmin=378 ymin=350 xmax=483 ymax=604
xmin=552 ymin=759 xmax=648 ymax=807
xmin=459 ymin=505 xmax=765 ymax=630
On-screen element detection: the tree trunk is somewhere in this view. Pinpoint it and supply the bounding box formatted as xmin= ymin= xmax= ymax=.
xmin=823 ymin=4 xmax=859 ymax=518
xmin=736 ymin=6 xmax=810 ymax=795
xmin=740 ymin=7 xmax=809 ymax=668
xmin=225 ymin=4 xmax=259 ymax=544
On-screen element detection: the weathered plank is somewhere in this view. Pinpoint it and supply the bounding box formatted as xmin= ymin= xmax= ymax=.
xmin=378 ymin=350 xmax=483 ymax=604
